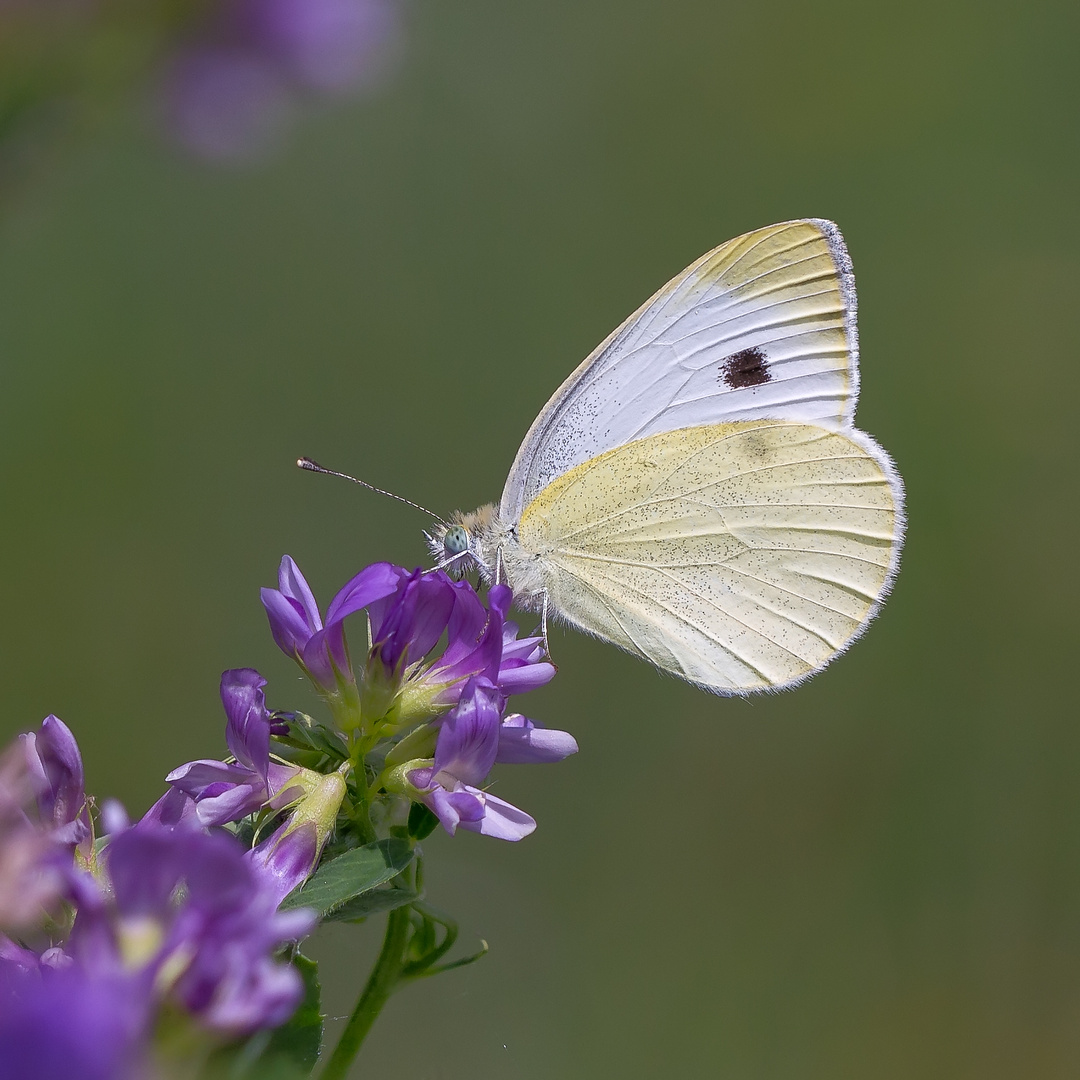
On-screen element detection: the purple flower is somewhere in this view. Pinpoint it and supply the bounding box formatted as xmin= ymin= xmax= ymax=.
xmin=71 ymin=826 xmax=316 ymax=1035
xmin=0 ymin=963 xmax=149 ymax=1080
xmin=161 ymin=48 xmax=291 ymax=163
xmin=19 ymin=715 xmax=91 ymax=848
xmin=247 ymin=769 xmax=347 ymax=904
xmin=263 ymin=558 xmax=553 ymax=730
xmin=0 ymin=719 xmax=92 ymax=933
xmin=159 ymin=0 xmax=401 ymax=162
xmin=165 ymin=669 xmax=302 ymax=827
xmin=246 ymin=0 xmax=400 ymax=93
xmin=407 ymin=678 xmax=536 ymax=842
xmin=139 ymin=786 xmax=199 ymax=831
xmin=410 ymin=583 xmax=556 ymax=707
xmin=366 ymin=574 xmax=555 ymax=722
xmin=262 ymin=556 xmax=403 ymax=701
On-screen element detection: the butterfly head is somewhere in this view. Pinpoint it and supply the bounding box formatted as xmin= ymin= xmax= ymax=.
xmin=425 ymin=504 xmax=503 ymax=581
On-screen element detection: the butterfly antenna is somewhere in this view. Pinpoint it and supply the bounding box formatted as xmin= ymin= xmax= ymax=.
xmin=297 ymin=457 xmax=445 ymax=524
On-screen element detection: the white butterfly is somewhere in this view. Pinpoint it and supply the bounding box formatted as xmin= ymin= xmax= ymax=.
xmin=429 ymin=220 xmax=905 ymax=695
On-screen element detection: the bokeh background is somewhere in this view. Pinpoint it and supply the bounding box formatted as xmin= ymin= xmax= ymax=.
xmin=2 ymin=1 xmax=1079 ymax=1076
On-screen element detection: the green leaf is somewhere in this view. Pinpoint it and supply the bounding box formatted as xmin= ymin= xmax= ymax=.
xmin=280 ymin=839 xmax=414 ymax=918
xmin=408 ymin=802 xmax=439 ymax=840
xmin=261 ymin=954 xmax=323 ymax=1071
xmin=324 ymin=884 xmax=421 ymax=923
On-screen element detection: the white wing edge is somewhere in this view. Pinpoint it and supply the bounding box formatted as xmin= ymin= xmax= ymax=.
xmin=500 ymin=219 xmax=863 ymax=523
xmin=807 ymin=218 xmax=861 ymax=429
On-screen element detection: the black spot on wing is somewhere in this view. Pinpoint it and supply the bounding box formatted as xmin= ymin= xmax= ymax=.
xmin=719 ymin=346 xmax=771 ymax=389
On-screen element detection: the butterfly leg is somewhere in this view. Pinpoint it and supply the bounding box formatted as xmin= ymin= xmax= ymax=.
xmin=540 ymin=590 xmax=551 ymax=660
xmin=494 ymin=545 xmax=506 ymax=587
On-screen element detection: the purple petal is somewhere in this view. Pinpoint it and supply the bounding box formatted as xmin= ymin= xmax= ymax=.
xmin=191 ymin=781 xmax=265 ymax=827
xmin=429 ymin=614 xmax=503 ymax=700
xmin=196 ymin=953 xmax=307 ymax=1032
xmin=424 ymin=785 xmax=480 ymax=835
xmin=298 ymin=626 xmax=344 ymax=688
xmin=325 ymin=562 xmax=406 ymax=626
xmin=406 ymin=765 xmax=435 ymax=791
xmin=0 ymin=936 xmax=43 ymax=976
xmin=104 ymin=831 xmax=188 ymax=916
xmin=496 ymin=714 xmax=578 ymax=765
xmin=459 ymin=791 xmax=536 ymax=842
xmin=219 ymin=669 xmax=271 ymax=776
xmin=496 ymin=659 xmax=557 ymax=695
xmin=139 ymin=788 xmax=198 ymax=831
xmin=276 ymin=556 xmax=322 ymax=631
xmin=261 ymin=588 xmax=317 ymax=656
xmin=99 ymin=800 xmax=130 ymax=837
xmin=432 ymin=677 xmax=503 ymax=786
xmin=267 ymin=764 xmax=306 ymax=806
xmin=372 ymin=571 xmax=455 ymax=671
xmin=434 ymin=582 xmax=492 ymax=672
xmin=500 ymin=625 xmax=546 ymax=662
xmin=248 ymin=820 xmax=319 ymax=906
xmin=21 ymin=716 xmax=89 ymax=843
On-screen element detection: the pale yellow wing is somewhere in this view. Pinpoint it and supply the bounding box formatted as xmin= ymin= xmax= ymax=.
xmin=515 ymin=421 xmax=903 ymax=694
xmin=501 ymin=220 xmax=860 ymax=521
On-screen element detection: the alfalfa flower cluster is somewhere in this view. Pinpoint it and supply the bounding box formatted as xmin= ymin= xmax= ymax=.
xmin=0 ymin=557 xmax=575 ymax=1077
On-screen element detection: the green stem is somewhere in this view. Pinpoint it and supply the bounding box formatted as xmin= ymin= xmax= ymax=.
xmin=319 ymin=905 xmax=411 ymax=1080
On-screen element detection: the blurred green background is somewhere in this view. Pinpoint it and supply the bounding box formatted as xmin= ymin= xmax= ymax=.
xmin=2 ymin=0 xmax=1079 ymax=1076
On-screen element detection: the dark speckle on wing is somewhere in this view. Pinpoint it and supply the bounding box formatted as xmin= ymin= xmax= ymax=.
xmin=719 ymin=346 xmax=770 ymax=389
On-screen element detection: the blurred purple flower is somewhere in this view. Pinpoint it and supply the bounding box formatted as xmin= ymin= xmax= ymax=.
xmin=160 ymin=0 xmax=402 ymax=162
xmin=244 ymin=0 xmax=400 ymax=93
xmin=71 ymin=825 xmax=316 ymax=1035
xmin=162 ymin=48 xmax=291 ymax=163
xmin=165 ymin=668 xmax=302 ymax=827
xmin=0 ymin=717 xmax=93 ymax=933
xmin=0 ymin=963 xmax=149 ymax=1080
xmin=19 ymin=715 xmax=91 ymax=849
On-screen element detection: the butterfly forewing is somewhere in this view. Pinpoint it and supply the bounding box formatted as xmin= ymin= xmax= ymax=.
xmin=515 ymin=421 xmax=902 ymax=694
xmin=501 ymin=220 xmax=859 ymax=521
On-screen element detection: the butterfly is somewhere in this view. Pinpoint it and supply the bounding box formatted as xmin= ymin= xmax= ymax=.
xmin=426 ymin=219 xmax=905 ymax=695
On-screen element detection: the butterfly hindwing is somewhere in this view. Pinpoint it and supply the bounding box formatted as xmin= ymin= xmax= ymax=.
xmin=513 ymin=420 xmax=903 ymax=694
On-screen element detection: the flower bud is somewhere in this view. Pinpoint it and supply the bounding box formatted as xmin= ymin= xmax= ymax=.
xmin=248 ymin=768 xmax=346 ymax=903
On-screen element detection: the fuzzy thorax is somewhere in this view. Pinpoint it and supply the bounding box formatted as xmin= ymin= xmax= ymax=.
xmin=426 ymin=504 xmax=547 ymax=611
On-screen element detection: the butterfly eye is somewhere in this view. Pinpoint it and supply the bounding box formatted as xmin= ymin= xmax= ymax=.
xmin=443 ymin=525 xmax=470 ymax=558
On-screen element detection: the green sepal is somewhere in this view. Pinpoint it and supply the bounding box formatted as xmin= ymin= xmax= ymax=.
xmin=272 ymin=712 xmax=349 ymax=769
xmin=279 ymin=839 xmax=414 ymax=919
xmin=407 ymin=802 xmax=439 ymax=840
